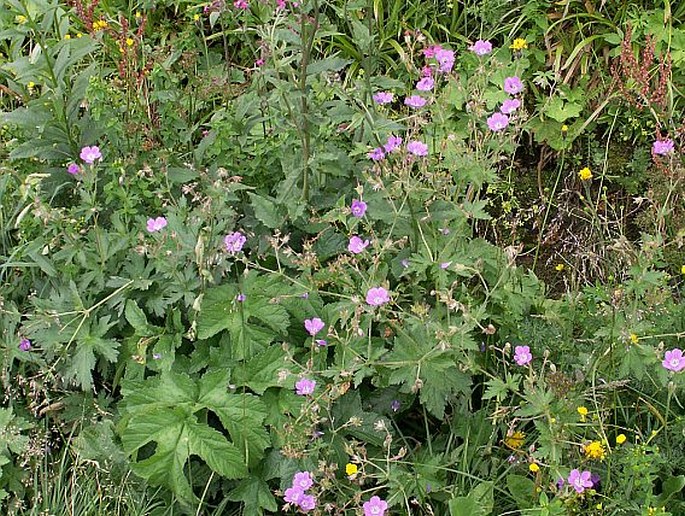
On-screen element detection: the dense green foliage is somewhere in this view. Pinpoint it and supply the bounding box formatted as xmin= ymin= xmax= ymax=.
xmin=1 ymin=0 xmax=685 ymax=514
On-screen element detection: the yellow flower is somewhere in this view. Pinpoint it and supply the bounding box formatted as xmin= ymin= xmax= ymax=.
xmin=76 ymin=32 xmax=83 ymax=38
xmin=27 ymin=81 xmax=35 ymax=89
xmin=510 ymin=38 xmax=528 ymax=51
xmin=584 ymin=440 xmax=606 ymax=460
xmin=193 ymin=13 xmax=200 ymax=21
xmin=616 ymin=433 xmax=627 ymax=445
xmin=630 ymin=333 xmax=639 ymax=344
xmin=92 ymin=20 xmax=108 ymax=31
xmin=126 ymin=37 xmax=134 ymax=47
xmin=504 ymin=431 xmax=525 ymax=449
xmin=529 ymin=462 xmax=540 ymax=473
xmin=577 ymin=406 xmax=588 ymax=421
xmin=561 ymin=124 xmax=568 ymax=133
xmin=16 ymin=14 xmax=27 ymax=24
xmin=64 ymin=34 xmax=71 ymax=40
xmin=345 ymin=463 xmax=358 ymax=476
xmin=578 ymin=167 xmax=593 ymax=181
xmin=135 ymin=11 xmax=142 ymax=18
xmin=555 ymin=263 xmax=565 ymax=272
xmin=681 ymin=265 xmax=685 ymax=275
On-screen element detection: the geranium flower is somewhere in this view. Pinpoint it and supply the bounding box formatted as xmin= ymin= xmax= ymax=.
xmin=407 ymin=140 xmax=428 ymax=156
xmin=348 ymin=236 xmax=370 ymax=254
xmin=224 ymin=231 xmax=246 ymax=254
xmin=503 ymin=76 xmax=524 ymax=95
xmin=663 ymin=348 xmax=685 ymax=372
xmin=373 ymin=92 xmax=393 ymax=105
xmin=363 ymin=496 xmax=388 ymax=516
xmin=568 ymin=469 xmax=593 ymax=493
xmin=366 ymin=287 xmax=390 ymax=306
xmin=513 ymin=345 xmax=532 ymax=366
xmin=350 ymin=199 xmax=367 ymax=217
xmin=487 ymin=113 xmax=509 ymax=131
xmin=295 ymin=378 xmax=316 ymax=395
xmin=404 ymin=95 xmax=427 ymax=108
xmin=304 ymin=318 xmax=325 ymax=336
xmin=146 ymin=216 xmax=168 ymax=233
xmin=80 ymin=145 xmax=102 ymax=164
xmin=469 ymin=39 xmax=492 ymax=55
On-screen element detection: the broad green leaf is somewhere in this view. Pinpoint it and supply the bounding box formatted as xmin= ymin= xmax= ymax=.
xmin=187 ymin=418 xmax=247 ymax=479
xmin=232 ymin=345 xmax=292 ymax=394
xmin=228 ymin=476 xmax=278 ymax=514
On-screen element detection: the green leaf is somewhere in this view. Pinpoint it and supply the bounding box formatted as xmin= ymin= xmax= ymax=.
xmin=232 ymin=345 xmax=292 ymax=394
xmin=248 ymin=193 xmax=285 ymax=229
xmin=125 ymin=300 xmax=151 ymax=335
xmin=543 ymin=96 xmax=582 ymax=123
xmin=383 ymin=323 xmax=471 ymax=418
xmin=119 ymin=371 xmax=261 ymax=504
xmin=449 ymin=483 xmax=494 ymax=516
xmin=228 ymin=476 xmax=278 ymax=514
xmin=507 ymin=474 xmax=535 ymax=509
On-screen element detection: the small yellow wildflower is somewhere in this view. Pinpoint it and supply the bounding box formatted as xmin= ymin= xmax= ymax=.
xmin=16 ymin=14 xmax=27 ymax=24
xmin=529 ymin=462 xmax=540 ymax=473
xmin=345 ymin=463 xmax=358 ymax=476
xmin=616 ymin=433 xmax=627 ymax=445
xmin=681 ymin=264 xmax=685 ymax=275
xmin=126 ymin=37 xmax=134 ymax=47
xmin=76 ymin=32 xmax=83 ymax=38
xmin=64 ymin=34 xmax=71 ymax=40
xmin=193 ymin=13 xmax=200 ymax=21
xmin=504 ymin=431 xmax=525 ymax=449
xmin=555 ymin=263 xmax=565 ymax=272
xmin=135 ymin=11 xmax=142 ymax=18
xmin=577 ymin=406 xmax=588 ymax=421
xmin=92 ymin=20 xmax=108 ymax=31
xmin=27 ymin=81 xmax=35 ymax=89
xmin=510 ymin=38 xmax=528 ymax=51
xmin=584 ymin=440 xmax=606 ymax=460
xmin=561 ymin=124 xmax=568 ymax=133
xmin=630 ymin=333 xmax=639 ymax=344
xmin=578 ymin=167 xmax=593 ymax=181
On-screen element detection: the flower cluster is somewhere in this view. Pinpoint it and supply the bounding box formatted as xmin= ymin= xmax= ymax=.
xmin=283 ymin=471 xmax=316 ymax=512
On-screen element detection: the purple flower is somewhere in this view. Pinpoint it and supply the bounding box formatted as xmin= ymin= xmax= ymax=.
xmin=236 ymin=293 xmax=246 ymax=302
xmin=568 ymin=469 xmax=593 ymax=493
xmin=663 ymin=348 xmax=685 ymax=372
xmin=224 ymin=231 xmax=246 ymax=254
xmin=440 ymin=262 xmax=451 ymax=269
xmin=423 ymin=45 xmax=443 ymax=58
xmin=153 ymin=353 xmax=162 ymax=360
xmin=500 ymin=98 xmax=521 ymax=114
xmin=304 ymin=317 xmax=325 ymax=336
xmin=295 ymin=378 xmax=316 ymax=396
xmin=348 ymin=235 xmax=370 ymax=254
xmin=487 ymin=112 xmax=509 ymax=132
xmin=383 ymin=135 xmax=403 ymax=153
xmin=315 ymin=339 xmax=327 ymax=346
xmin=19 ymin=338 xmax=31 ymax=352
xmin=401 ymin=259 xmax=409 ymax=268
xmin=469 ymin=40 xmax=492 ymax=56
xmin=350 ymin=199 xmax=367 ymax=218
xmin=435 ymin=48 xmax=455 ymax=73
xmin=79 ymin=145 xmax=102 ymax=164
xmin=391 ymin=399 xmax=400 ymax=412
xmin=363 ymin=496 xmax=388 ymax=516
xmin=368 ymin=147 xmax=386 ymax=161
xmin=146 ymin=216 xmax=168 ymax=233
xmin=416 ymin=76 xmax=434 ymax=91
xmin=373 ymin=91 xmax=394 ymax=105
xmin=284 ymin=487 xmax=304 ymax=504
xmin=298 ymin=494 xmax=316 ymax=512
xmin=67 ymin=163 xmax=80 ymax=175
xmin=292 ymin=471 xmax=314 ymax=490
xmin=513 ymin=345 xmax=532 ymax=366
xmin=653 ymin=139 xmax=675 ymax=155
xmin=233 ymin=0 xmax=249 ymax=9
xmin=504 ymin=76 xmax=524 ymax=95
xmin=366 ymin=287 xmax=390 ymax=306
xmin=404 ymin=95 xmax=427 ymax=108
xmin=556 ymin=477 xmax=565 ymax=489
xmin=407 ymin=140 xmax=428 ymax=156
